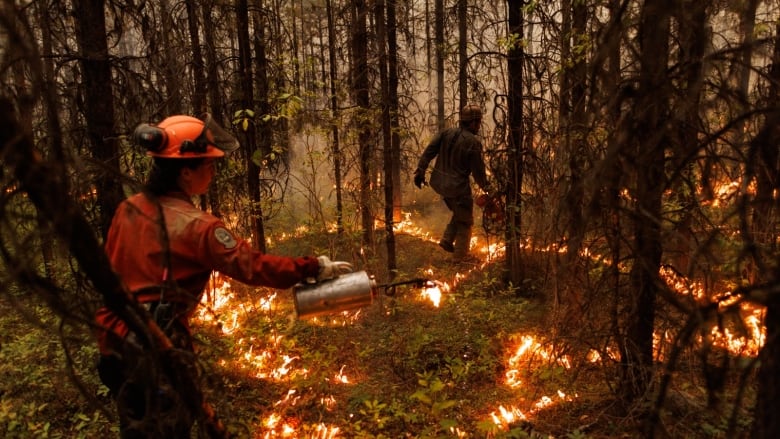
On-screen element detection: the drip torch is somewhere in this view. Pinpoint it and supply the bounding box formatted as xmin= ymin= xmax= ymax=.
xmin=292 ymin=271 xmax=435 ymax=319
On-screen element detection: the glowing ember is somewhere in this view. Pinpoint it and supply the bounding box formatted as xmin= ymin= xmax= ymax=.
xmin=448 ymin=426 xmax=468 ymax=438
xmin=311 ymin=424 xmax=340 ymax=439
xmin=320 ymin=395 xmax=338 ymax=410
xmin=332 ymin=365 xmax=350 ymax=384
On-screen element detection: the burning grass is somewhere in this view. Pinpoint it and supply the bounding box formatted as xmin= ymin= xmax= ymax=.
xmin=0 ymin=222 xmax=764 ymax=438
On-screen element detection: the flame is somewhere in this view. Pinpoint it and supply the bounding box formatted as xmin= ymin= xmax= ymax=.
xmin=332 ymin=365 xmax=350 ymax=384
xmin=320 ymin=395 xmax=338 ymax=410
xmin=659 ymin=266 xmax=765 ymax=357
xmin=505 ymin=335 xmax=572 ymax=388
xmin=421 ymin=281 xmax=448 ymax=307
xmin=489 ymin=334 xmax=579 ymax=431
xmin=490 ymin=404 xmax=527 ymax=427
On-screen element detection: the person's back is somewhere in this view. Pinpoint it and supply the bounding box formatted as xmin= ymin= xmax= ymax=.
xmin=414 ymin=104 xmax=491 ymax=263
xmin=427 ymin=126 xmax=487 ymax=198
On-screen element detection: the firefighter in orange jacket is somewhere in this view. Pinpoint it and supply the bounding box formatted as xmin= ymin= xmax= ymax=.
xmin=95 ymin=114 xmax=352 ymax=438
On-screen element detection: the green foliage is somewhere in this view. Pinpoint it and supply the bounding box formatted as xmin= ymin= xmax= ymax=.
xmin=499 ymin=33 xmax=526 ymax=51
xmin=0 ymin=307 xmax=112 ymax=438
xmin=232 ymin=109 xmax=255 ymax=132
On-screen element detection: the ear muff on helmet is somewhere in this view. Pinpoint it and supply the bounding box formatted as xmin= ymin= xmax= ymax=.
xmin=133 ymin=123 xmax=167 ymax=153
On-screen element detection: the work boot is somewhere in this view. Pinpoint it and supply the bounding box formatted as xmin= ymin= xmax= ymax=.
xmin=438 ymin=240 xmax=454 ymax=253
xmin=452 ymin=254 xmax=481 ymax=267
xmin=438 ymin=223 xmax=456 ymax=253
xmin=452 ymin=226 xmax=473 ymax=262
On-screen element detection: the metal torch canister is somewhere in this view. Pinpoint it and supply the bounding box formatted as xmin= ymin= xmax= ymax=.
xmin=293 ymin=271 xmax=377 ymax=319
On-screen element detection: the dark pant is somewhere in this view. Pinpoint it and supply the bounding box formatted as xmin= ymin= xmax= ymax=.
xmin=442 ymin=196 xmax=474 ymax=259
xmin=443 ymin=195 xmax=474 ymax=227
xmin=98 ymin=316 xmax=198 ymax=438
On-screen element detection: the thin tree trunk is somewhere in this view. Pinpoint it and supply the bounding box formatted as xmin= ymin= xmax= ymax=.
xmin=458 ymin=0 xmax=467 ymax=105
xmin=435 ymin=0 xmax=445 ymax=129
xmin=620 ymin=0 xmax=670 ymax=405
xmin=186 ymin=0 xmax=206 ymax=114
xmin=202 ymin=0 xmax=227 ymax=219
xmin=505 ymin=0 xmax=524 ymax=288
xmin=375 ymin=0 xmax=397 ymax=276
xmin=388 ymin=0 xmax=402 ymax=223
xmin=750 ymin=17 xmax=780 ymax=439
xmin=159 ymin=0 xmax=183 ymax=115
xmin=236 ymin=0 xmax=266 ymax=251
xmin=326 ymin=0 xmax=345 ymax=234
xmin=185 ymin=0 xmax=210 ymax=211
xmin=668 ymin=0 xmax=708 ymax=275
xmin=32 ymin=0 xmax=58 ymax=279
xmin=351 ymin=0 xmax=374 ymax=245
xmin=73 ymin=0 xmax=124 ymax=238
xmin=252 ymin=6 xmax=272 ymax=168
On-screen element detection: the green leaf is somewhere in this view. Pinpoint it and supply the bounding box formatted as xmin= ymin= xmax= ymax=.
xmin=410 ymin=390 xmax=431 ymax=404
xmin=251 ymin=149 xmax=264 ymax=167
xmin=432 ymin=399 xmax=456 ymax=413
xmin=439 ymin=418 xmax=458 ymax=430
xmin=429 ymin=379 xmax=445 ymax=392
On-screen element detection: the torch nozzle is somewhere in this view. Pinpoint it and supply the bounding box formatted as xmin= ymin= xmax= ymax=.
xmin=376 ymin=278 xmax=433 ymax=296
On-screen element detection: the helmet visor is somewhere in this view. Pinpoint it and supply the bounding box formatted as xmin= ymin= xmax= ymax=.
xmin=200 ymin=113 xmax=239 ymax=153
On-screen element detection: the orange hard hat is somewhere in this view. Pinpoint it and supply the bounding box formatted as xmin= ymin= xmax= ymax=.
xmin=133 ymin=114 xmax=239 ymax=159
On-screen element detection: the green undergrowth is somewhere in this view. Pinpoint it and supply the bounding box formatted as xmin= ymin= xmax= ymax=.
xmin=0 ymin=230 xmax=755 ymax=438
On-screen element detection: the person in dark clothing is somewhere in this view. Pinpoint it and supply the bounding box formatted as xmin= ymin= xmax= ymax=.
xmin=413 ymin=104 xmax=492 ymax=263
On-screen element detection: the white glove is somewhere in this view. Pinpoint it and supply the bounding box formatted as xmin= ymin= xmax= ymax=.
xmin=316 ymin=255 xmax=354 ymax=282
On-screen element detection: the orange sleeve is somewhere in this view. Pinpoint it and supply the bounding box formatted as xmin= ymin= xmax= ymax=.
xmin=200 ymin=222 xmax=320 ymax=289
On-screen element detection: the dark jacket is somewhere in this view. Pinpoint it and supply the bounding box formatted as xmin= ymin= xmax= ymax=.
xmin=417 ymin=127 xmax=489 ymax=198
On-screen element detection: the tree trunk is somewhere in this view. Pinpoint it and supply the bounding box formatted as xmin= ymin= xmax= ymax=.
xmin=388 ymin=0 xmax=402 ymax=223
xmin=351 ymin=0 xmax=374 ymax=245
xmin=159 ymin=0 xmax=183 ymax=115
xmin=32 ymin=0 xmax=59 ymax=279
xmin=435 ymin=0 xmax=445 ymax=129
xmin=326 ymin=0 xmax=345 ymax=234
xmin=458 ymin=0 xmax=467 ymax=105
xmin=236 ymin=0 xmax=266 ymax=252
xmin=505 ymin=0 xmax=524 ymax=288
xmin=73 ymin=0 xmax=124 ymax=239
xmin=754 ymin=300 xmax=780 ymax=438
xmin=202 ymin=0 xmax=227 ymax=219
xmin=252 ymin=7 xmax=273 ymax=171
xmin=184 ymin=0 xmax=210 ymax=211
xmin=667 ymin=0 xmax=708 ymax=275
xmin=619 ymin=0 xmax=670 ymax=405
xmin=186 ymin=0 xmax=207 ymax=115
xmin=562 ymin=0 xmax=587 ymax=267
xmin=750 ymin=17 xmax=780 ymax=439
xmin=375 ymin=0 xmax=398 ymax=275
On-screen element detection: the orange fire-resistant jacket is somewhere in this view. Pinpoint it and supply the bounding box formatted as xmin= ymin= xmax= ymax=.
xmin=95 ymin=191 xmax=320 ymax=355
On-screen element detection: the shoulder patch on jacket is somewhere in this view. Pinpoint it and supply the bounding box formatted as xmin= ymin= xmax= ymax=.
xmin=214 ymin=227 xmax=237 ymax=249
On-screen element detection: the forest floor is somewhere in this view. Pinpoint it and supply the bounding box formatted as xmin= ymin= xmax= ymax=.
xmin=0 ymin=223 xmax=756 ymax=438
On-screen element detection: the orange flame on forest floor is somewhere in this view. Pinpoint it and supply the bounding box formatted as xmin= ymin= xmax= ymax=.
xmin=193 ymin=276 xmax=351 ymax=438
xmin=490 ymin=333 xmax=578 ymax=431
xmin=659 ymin=266 xmax=766 ymax=357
